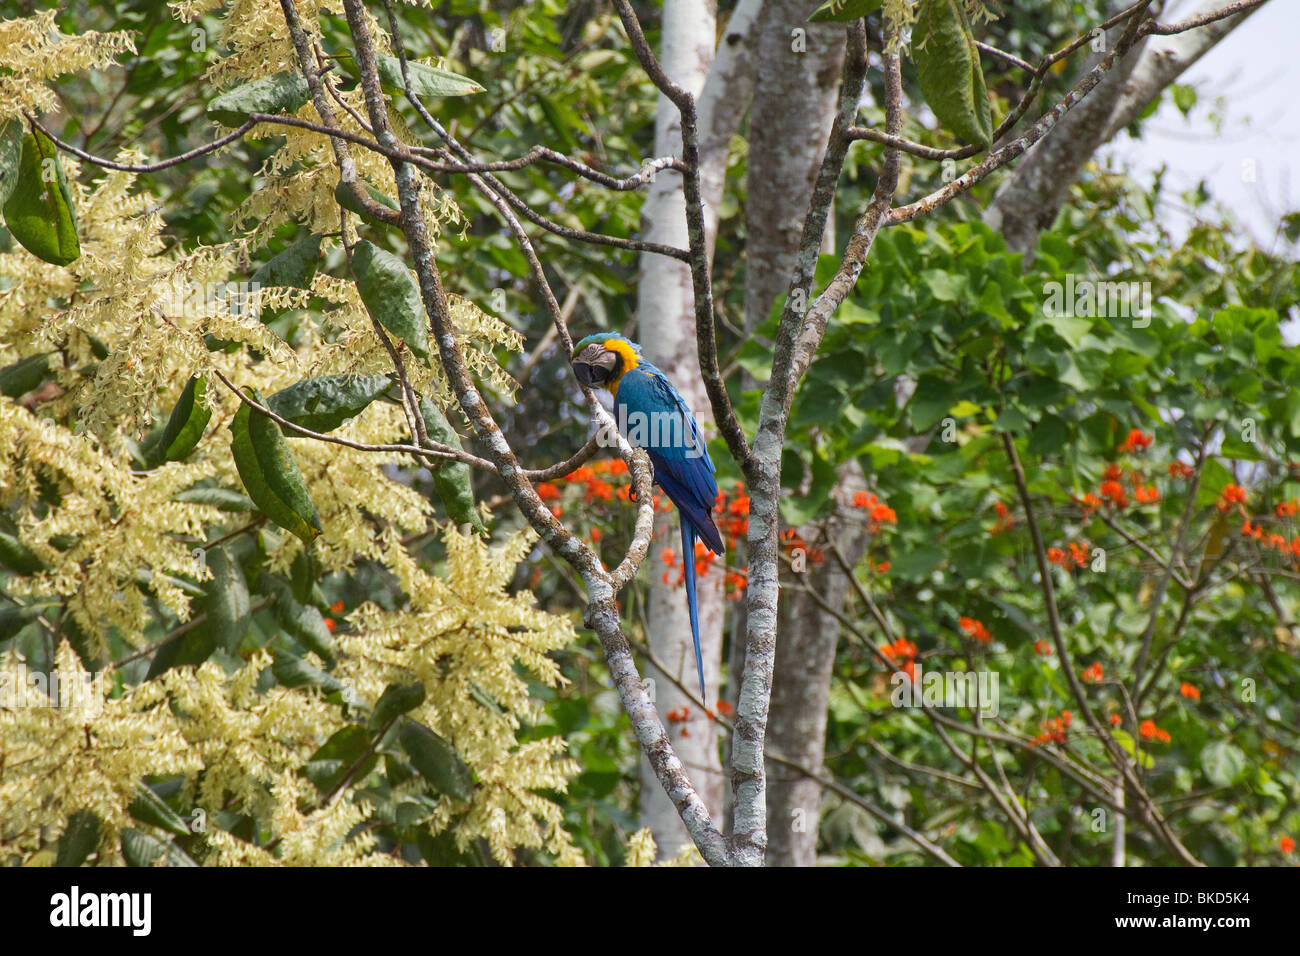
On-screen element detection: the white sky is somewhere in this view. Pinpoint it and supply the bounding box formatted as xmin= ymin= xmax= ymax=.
xmin=1104 ymin=0 xmax=1298 ymax=251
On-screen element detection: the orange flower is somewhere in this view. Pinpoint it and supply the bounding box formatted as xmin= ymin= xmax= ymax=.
xmin=1109 ymin=713 xmax=1122 ymax=726
xmin=875 ymin=561 xmax=891 ymax=573
xmin=1217 ymin=483 xmax=1247 ymax=512
xmin=1078 ymin=492 xmax=1103 ymax=515
xmin=590 ymin=527 xmax=602 ymax=543
xmin=853 ymin=491 xmax=879 ymax=509
xmin=1033 ymin=640 xmax=1053 ymax=656
xmin=1061 ymin=710 xmax=1073 ymax=728
xmin=1099 ymin=479 xmax=1128 ymax=508
xmin=869 ymin=504 xmax=897 ymax=528
xmin=1179 ymin=681 xmax=1200 ymax=699
xmin=329 ymin=600 xmax=345 ymax=614
xmin=1168 ymin=461 xmax=1194 ymax=479
xmin=716 ymin=699 xmax=734 ymax=716
xmin=1134 ymin=484 xmax=1160 ymax=504
xmin=730 ymin=494 xmax=750 ymax=516
xmin=565 ymin=466 xmax=595 ymax=483
xmin=959 ymin=617 xmax=992 ymax=643
xmin=1155 ymin=728 xmax=1171 ymax=743
xmin=1082 ymin=662 xmax=1104 ymax=682
xmin=1118 ymin=429 xmax=1153 ymax=454
xmin=1277 ymin=499 xmax=1299 ymax=518
xmin=537 ymin=482 xmax=561 ymax=501
xmin=661 ymin=547 xmax=676 ymax=567
xmin=881 ymin=637 xmax=918 ymax=664
xmin=1139 ymin=719 xmax=1157 ymax=739
xmin=1281 ymin=836 xmax=1296 ymax=854
xmin=1104 ymin=463 xmax=1124 ymax=481
xmin=323 ymin=617 xmax=336 ymax=632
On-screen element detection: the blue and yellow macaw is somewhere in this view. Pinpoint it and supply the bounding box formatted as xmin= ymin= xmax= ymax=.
xmin=571 ymin=333 xmax=723 ymax=700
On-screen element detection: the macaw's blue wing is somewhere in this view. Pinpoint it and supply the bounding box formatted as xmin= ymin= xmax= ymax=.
xmin=615 ymin=366 xmax=724 ymax=555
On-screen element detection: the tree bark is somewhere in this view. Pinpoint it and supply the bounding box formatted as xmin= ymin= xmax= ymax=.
xmin=635 ymin=0 xmax=761 ymax=860
xmin=737 ymin=0 xmax=848 ymax=866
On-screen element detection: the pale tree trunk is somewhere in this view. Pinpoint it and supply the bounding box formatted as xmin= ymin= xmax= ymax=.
xmin=735 ymin=0 xmax=847 ymax=866
xmin=765 ymin=465 xmax=869 ymax=865
xmin=635 ymin=0 xmax=761 ymax=859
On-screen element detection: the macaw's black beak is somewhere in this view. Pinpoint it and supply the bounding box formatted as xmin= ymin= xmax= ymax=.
xmin=571 ymin=345 xmax=621 ymax=388
xmin=572 ymin=359 xmax=601 ymax=388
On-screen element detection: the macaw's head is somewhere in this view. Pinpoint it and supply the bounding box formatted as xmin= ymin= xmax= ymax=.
xmin=570 ymin=333 xmax=640 ymax=392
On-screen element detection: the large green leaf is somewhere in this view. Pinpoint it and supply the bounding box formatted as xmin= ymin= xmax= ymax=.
xmin=3 ymin=129 xmax=81 ymax=266
xmin=128 ymin=783 xmax=192 ymax=838
xmin=417 ymin=395 xmax=485 ymax=532
xmin=205 ymin=546 xmax=251 ymax=653
xmin=269 ymin=580 xmax=334 ymax=662
xmin=399 ymin=719 xmax=474 ymax=801
xmin=0 ymin=353 xmax=51 ymax=399
xmin=334 ymin=52 xmax=483 ymax=100
xmin=351 ymin=241 xmax=430 ymax=361
xmin=55 ymin=810 xmax=101 ymax=867
xmin=120 ymin=828 xmax=197 ymax=867
xmin=230 ymin=397 xmax=322 ymax=544
xmin=369 ymin=681 xmax=426 ymax=730
xmin=266 ymin=374 xmax=392 ymax=433
xmin=334 ymin=179 xmax=400 ymax=230
xmin=252 ymin=233 xmax=322 ymax=290
xmin=155 ymin=375 xmax=212 ymax=463
xmin=913 ymin=0 xmax=993 ymax=147
xmin=208 ymin=71 xmax=310 ymax=127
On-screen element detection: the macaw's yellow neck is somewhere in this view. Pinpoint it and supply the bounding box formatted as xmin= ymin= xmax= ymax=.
xmin=604 ymin=338 xmax=640 ymax=396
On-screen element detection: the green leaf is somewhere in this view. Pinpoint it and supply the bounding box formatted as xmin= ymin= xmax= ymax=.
xmin=334 ymin=52 xmax=483 ymax=100
xmin=0 ymin=353 xmax=51 ymax=399
xmin=251 ymin=233 xmax=322 ymax=293
xmin=351 ymin=241 xmax=430 ymax=360
xmin=207 ymin=70 xmax=310 ymax=127
xmin=0 ymin=120 xmax=23 ymax=207
xmin=417 ymin=395 xmax=484 ymax=532
xmin=913 ymin=0 xmax=993 ymax=147
xmin=3 ymin=129 xmax=81 ymax=266
xmin=205 ymin=546 xmax=251 ymax=653
xmin=270 ymin=581 xmax=334 ymax=662
xmin=0 ymin=530 xmax=45 ymax=574
xmin=145 ymin=619 xmax=217 ymax=679
xmin=399 ymin=719 xmax=474 ymax=801
xmin=271 ymin=650 xmax=347 ymax=694
xmin=302 ymin=725 xmax=375 ymax=792
xmin=809 ymin=0 xmax=884 ymax=22
xmin=230 ymin=397 xmax=322 ymax=544
xmin=172 ymin=485 xmax=257 ymax=511
xmin=155 ymin=376 xmax=212 ymax=463
xmin=128 ymin=783 xmax=191 ymax=838
xmin=0 ymin=602 xmax=52 ymax=644
xmin=1200 ymin=740 xmax=1246 ymax=786
xmin=334 ymin=179 xmax=400 ymax=229
xmin=120 ymin=828 xmax=197 ymax=867
xmin=266 ymin=374 xmax=391 ymax=433
xmin=369 ymin=681 xmax=426 ymax=730
xmin=55 ymin=810 xmax=101 ymax=867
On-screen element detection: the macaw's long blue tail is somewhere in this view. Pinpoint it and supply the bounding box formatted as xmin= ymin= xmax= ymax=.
xmin=682 ymin=521 xmax=706 ymax=701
